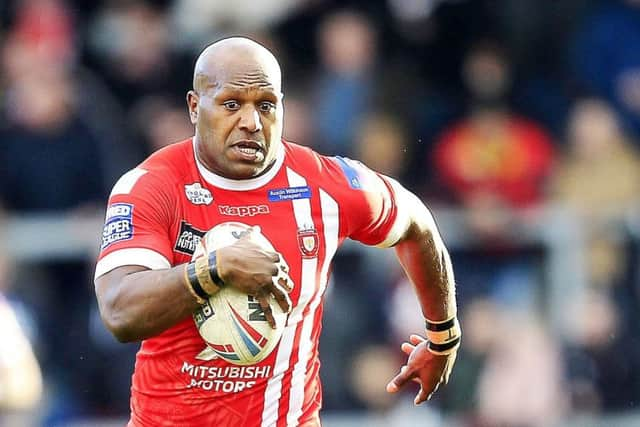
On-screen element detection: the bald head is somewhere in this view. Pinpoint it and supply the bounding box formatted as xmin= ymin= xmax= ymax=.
xmin=193 ymin=37 xmax=282 ymax=95
xmin=186 ymin=37 xmax=285 ymax=180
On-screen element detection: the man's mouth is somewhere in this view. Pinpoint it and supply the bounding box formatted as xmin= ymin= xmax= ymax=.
xmin=231 ymin=140 xmax=265 ymax=162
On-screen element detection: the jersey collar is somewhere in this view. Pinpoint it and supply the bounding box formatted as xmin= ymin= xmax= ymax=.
xmin=192 ymin=138 xmax=285 ymax=191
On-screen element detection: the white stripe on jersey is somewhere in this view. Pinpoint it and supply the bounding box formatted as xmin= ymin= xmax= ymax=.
xmin=110 ymin=168 xmax=147 ymax=196
xmin=262 ymin=169 xmax=342 ymax=427
xmin=94 ymin=247 xmax=171 ymax=279
xmin=375 ymin=176 xmax=412 ymax=248
xmin=287 ymin=189 xmax=339 ymax=426
xmin=261 ymin=168 xmax=315 ymax=427
xmin=286 ymin=168 xmax=317 ymax=325
xmin=261 ymin=322 xmax=296 ymax=426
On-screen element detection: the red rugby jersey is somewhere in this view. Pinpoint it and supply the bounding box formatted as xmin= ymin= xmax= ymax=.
xmin=95 ymin=139 xmax=408 ymax=427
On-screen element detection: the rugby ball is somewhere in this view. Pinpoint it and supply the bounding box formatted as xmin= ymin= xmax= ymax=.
xmin=192 ymin=222 xmax=287 ymax=365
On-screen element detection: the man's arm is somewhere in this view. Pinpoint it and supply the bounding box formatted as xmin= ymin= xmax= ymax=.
xmin=385 ymin=186 xmax=459 ymax=404
xmin=95 ymin=264 xmax=198 ymax=342
xmin=95 ymin=232 xmax=292 ymax=343
xmin=394 ymin=190 xmax=456 ymax=322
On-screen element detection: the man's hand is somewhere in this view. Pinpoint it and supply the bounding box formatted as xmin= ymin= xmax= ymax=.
xmin=216 ymin=227 xmax=294 ymax=327
xmin=386 ymin=334 xmax=457 ymax=404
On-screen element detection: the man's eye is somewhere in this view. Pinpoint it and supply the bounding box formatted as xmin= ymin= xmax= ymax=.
xmin=223 ymin=101 xmax=240 ymax=110
xmin=259 ymin=102 xmax=275 ymax=113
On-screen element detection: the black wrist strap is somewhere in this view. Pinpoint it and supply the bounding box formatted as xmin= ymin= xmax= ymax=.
xmin=427 ymin=336 xmax=461 ymax=353
xmin=208 ymin=251 xmax=225 ymax=288
xmin=425 ymin=317 xmax=457 ymax=332
xmin=186 ymin=261 xmax=209 ymax=299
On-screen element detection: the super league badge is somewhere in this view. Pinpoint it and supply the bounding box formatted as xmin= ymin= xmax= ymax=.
xmin=185 ymin=182 xmax=213 ymax=205
xmin=297 ymin=226 xmax=319 ymax=258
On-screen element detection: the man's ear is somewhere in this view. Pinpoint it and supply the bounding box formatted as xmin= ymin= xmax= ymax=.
xmin=186 ymin=90 xmax=198 ymax=124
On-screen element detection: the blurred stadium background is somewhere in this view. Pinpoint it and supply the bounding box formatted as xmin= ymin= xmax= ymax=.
xmin=2 ymin=0 xmax=640 ymax=426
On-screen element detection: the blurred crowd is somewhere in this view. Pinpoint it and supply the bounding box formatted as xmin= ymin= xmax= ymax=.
xmin=2 ymin=0 xmax=640 ymax=426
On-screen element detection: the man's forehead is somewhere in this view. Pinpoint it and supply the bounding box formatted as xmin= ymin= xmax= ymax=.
xmin=219 ymin=66 xmax=279 ymax=89
xmin=196 ymin=70 xmax=281 ymax=95
xmin=194 ymin=45 xmax=282 ymax=93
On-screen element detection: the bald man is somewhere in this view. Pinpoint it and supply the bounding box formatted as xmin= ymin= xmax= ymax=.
xmin=95 ymin=37 xmax=459 ymax=426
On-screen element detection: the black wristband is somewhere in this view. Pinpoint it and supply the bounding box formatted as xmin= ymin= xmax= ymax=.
xmin=187 ymin=261 xmax=209 ymax=300
xmin=208 ymin=251 xmax=225 ymax=288
xmin=425 ymin=317 xmax=457 ymax=332
xmin=427 ymin=336 xmax=461 ymax=353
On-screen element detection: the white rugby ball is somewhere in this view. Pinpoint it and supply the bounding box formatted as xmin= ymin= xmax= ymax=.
xmin=192 ymin=222 xmax=287 ymax=365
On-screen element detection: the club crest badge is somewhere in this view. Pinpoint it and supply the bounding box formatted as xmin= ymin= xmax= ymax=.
xmin=185 ymin=182 xmax=213 ymax=205
xmin=297 ymin=227 xmax=319 ymax=258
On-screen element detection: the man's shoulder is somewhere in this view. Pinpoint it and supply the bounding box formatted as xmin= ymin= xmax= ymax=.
xmin=110 ymin=139 xmax=193 ymax=197
xmin=141 ymin=139 xmax=193 ymax=173
xmin=282 ymin=141 xmax=364 ymax=192
xmin=283 ymin=140 xmax=339 ymax=176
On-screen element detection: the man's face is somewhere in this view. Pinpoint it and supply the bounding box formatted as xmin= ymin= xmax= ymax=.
xmin=188 ymin=64 xmax=283 ymax=180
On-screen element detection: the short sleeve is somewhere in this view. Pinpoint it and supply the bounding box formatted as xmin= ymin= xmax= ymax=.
xmin=94 ymin=168 xmax=174 ymax=279
xmin=331 ymin=157 xmax=410 ymax=247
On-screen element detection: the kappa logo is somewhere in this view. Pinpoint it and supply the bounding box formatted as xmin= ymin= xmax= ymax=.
xmin=185 ymin=183 xmax=213 ymax=205
xmin=218 ymin=205 xmax=270 ymax=217
xmin=174 ymin=221 xmax=206 ymax=255
xmin=297 ymin=226 xmax=319 ymax=258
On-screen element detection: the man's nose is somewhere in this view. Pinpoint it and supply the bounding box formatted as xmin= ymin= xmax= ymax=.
xmin=238 ymin=106 xmax=262 ymax=133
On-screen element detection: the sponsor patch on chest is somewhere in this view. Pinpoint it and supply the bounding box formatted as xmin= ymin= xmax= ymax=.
xmin=185 ymin=183 xmax=213 ymax=205
xmin=101 ymin=203 xmax=134 ymax=249
xmin=267 ymin=186 xmax=312 ymax=202
xmin=174 ymin=221 xmax=206 ymax=255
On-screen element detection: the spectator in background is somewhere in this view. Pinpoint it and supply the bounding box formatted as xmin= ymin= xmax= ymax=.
xmin=354 ymin=112 xmax=409 ymax=181
xmin=86 ymin=0 xmax=181 ymax=110
xmin=313 ymin=10 xmax=378 ymax=156
xmin=571 ymin=0 xmax=640 ymax=138
xmin=475 ymin=310 xmax=567 ymax=426
xmin=431 ymin=40 xmax=555 ymax=307
xmin=563 ymin=290 xmax=640 ymax=413
xmin=0 ymin=293 xmax=43 ymax=415
xmin=0 ymin=252 xmax=42 ymax=418
xmin=0 ymin=65 xmax=106 ymax=210
xmin=549 ymin=98 xmax=640 ymax=290
xmin=548 ymin=100 xmax=640 ymax=407
xmin=130 ymin=94 xmax=194 ymax=154
xmin=282 ymin=89 xmax=316 ymax=148
xmin=433 ymin=41 xmax=555 ymax=210
xmin=550 ymin=98 xmax=640 ymax=222
xmin=0 ymin=1 xmax=134 ymax=422
xmin=170 ymin=0 xmax=302 ymax=51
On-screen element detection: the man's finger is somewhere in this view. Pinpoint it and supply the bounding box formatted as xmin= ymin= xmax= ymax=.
xmin=277 ymin=253 xmax=289 ymax=273
xmin=386 ymin=365 xmax=413 ymax=393
xmin=275 ymin=268 xmax=294 ymax=293
xmin=409 ymin=334 xmax=425 ymax=345
xmin=278 ymin=276 xmax=293 ymax=293
xmin=414 ymin=387 xmax=429 ymax=405
xmin=400 ymin=342 xmax=414 ymax=355
xmin=270 ymin=280 xmax=292 ymax=313
xmin=257 ymin=294 xmax=277 ymax=329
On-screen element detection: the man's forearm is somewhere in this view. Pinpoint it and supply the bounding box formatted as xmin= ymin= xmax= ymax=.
xmin=95 ymin=265 xmax=201 ymax=342
xmin=394 ymin=202 xmax=457 ymax=322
